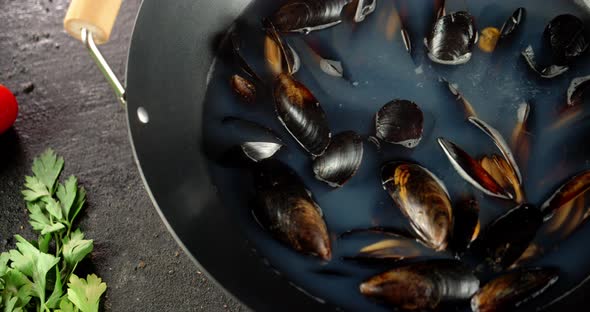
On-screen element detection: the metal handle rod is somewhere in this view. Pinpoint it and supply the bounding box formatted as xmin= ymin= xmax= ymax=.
xmin=81 ymin=28 xmax=127 ymax=106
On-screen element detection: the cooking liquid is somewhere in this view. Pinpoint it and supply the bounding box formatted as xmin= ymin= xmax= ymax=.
xmin=203 ymin=0 xmax=590 ymax=310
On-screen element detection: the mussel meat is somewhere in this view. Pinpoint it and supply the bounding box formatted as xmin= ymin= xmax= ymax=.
xmin=438 ymin=138 xmax=512 ymax=199
xmin=567 ymin=74 xmax=590 ymax=107
xmin=230 ymin=75 xmax=256 ymax=104
xmin=471 ymin=267 xmax=559 ymax=312
xmin=478 ymin=27 xmax=500 ymax=53
xmin=445 ymin=80 xmax=478 ymax=118
xmin=511 ymin=102 xmax=531 ymax=166
xmin=381 ymin=162 xmax=453 ymax=251
xmin=499 ymin=7 xmax=525 ymax=41
xmin=425 ymin=11 xmax=478 ymax=65
xmin=360 ymin=259 xmax=479 ymax=310
xmin=545 ymin=14 xmax=589 ymax=66
xmin=273 ymin=73 xmax=332 ymax=156
xmin=450 ymin=197 xmax=480 ymax=253
xmin=540 ymin=170 xmax=590 ymax=221
xmin=352 ymin=235 xmax=424 ymax=262
xmin=214 ymin=117 xmax=284 ymax=166
xmin=253 ymin=159 xmax=331 ymax=260
xmin=480 ymin=154 xmax=525 ymax=204
xmin=313 ymin=131 xmax=363 ymax=187
xmin=375 ymin=100 xmax=424 ymax=148
xmin=268 ymin=0 xmax=375 ymax=34
xmin=264 ymin=22 xmax=300 ymax=76
xmin=470 ymin=204 xmax=543 ymax=270
xmin=469 ymin=116 xmax=523 ymax=185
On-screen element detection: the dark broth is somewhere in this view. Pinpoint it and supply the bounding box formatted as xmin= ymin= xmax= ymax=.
xmin=203 ymin=0 xmax=590 ymax=310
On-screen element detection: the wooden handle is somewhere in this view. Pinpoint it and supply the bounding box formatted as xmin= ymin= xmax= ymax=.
xmin=64 ymin=0 xmax=123 ymax=45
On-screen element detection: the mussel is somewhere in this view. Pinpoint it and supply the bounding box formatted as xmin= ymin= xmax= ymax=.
xmin=273 ymin=73 xmax=332 ymax=156
xmin=268 ymin=0 xmax=376 ymax=34
xmin=444 ymin=80 xmax=477 ymax=118
xmin=360 ymin=259 xmax=479 ymax=310
xmin=381 ymin=162 xmax=453 ymax=251
xmin=470 ymin=204 xmax=543 ymax=270
xmin=425 ymin=11 xmax=478 ymax=65
xmin=478 ymin=27 xmax=500 ymax=53
xmin=353 ymin=237 xmax=423 ymax=262
xmin=375 ymin=100 xmax=424 ymax=148
xmin=253 ymin=159 xmax=331 ymax=260
xmin=480 ymin=154 xmax=525 ymax=204
xmin=438 ymin=138 xmax=512 ymax=200
xmin=511 ymin=102 xmax=531 ymax=166
xmin=471 ymin=267 xmax=559 ymax=312
xmin=540 ymin=170 xmax=590 ymax=221
xmin=522 ymin=14 xmax=588 ymax=78
xmin=450 ymin=197 xmax=480 ymax=253
xmin=213 ymin=117 xmax=285 ymax=166
xmin=545 ymin=14 xmax=589 ymax=66
xmin=264 ymin=21 xmax=300 ymax=76
xmin=230 ymin=75 xmax=256 ymax=104
xmin=312 ymin=131 xmax=363 ymax=187
xmin=499 ymin=7 xmax=525 ymax=41
xmin=230 ymin=32 xmax=262 ymax=82
xmin=567 ymin=75 xmax=590 ymax=107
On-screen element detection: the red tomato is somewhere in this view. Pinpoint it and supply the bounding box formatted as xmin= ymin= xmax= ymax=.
xmin=0 ymin=84 xmax=18 ymax=134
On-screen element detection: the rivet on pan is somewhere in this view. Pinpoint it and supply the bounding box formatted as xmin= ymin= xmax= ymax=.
xmin=137 ymin=107 xmax=149 ymax=124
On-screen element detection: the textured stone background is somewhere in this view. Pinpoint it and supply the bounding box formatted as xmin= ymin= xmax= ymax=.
xmin=0 ymin=0 xmax=244 ymax=310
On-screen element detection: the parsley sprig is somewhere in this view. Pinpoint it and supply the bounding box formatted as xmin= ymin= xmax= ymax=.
xmin=1 ymin=149 xmax=107 ymax=312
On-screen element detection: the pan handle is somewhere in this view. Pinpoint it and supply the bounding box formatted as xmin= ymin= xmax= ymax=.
xmin=64 ymin=0 xmax=127 ymax=106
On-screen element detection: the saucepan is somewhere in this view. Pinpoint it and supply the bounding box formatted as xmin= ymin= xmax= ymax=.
xmin=63 ymin=0 xmax=590 ymax=311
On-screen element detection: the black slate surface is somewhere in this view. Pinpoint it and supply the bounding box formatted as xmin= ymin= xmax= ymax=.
xmin=0 ymin=0 xmax=244 ymax=311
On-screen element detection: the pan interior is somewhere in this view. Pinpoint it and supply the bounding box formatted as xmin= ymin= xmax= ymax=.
xmin=202 ymin=0 xmax=590 ymax=310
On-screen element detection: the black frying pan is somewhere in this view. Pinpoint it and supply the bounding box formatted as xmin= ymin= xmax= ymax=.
xmin=64 ymin=0 xmax=590 ymax=311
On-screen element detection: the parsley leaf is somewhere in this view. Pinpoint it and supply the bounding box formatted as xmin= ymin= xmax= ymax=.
xmin=67 ymin=274 xmax=107 ymax=312
xmin=1 ymin=269 xmax=33 ymax=311
xmin=9 ymin=235 xmax=60 ymax=306
xmin=31 ymin=149 xmax=64 ymax=195
xmin=63 ymin=230 xmax=93 ymax=268
xmin=22 ymin=176 xmax=50 ymax=202
xmin=57 ymin=297 xmax=79 ymax=312
xmin=43 ymin=197 xmax=64 ymax=222
xmin=27 ymin=203 xmax=65 ymax=235
xmin=69 ymin=186 xmax=86 ymax=225
xmin=57 ymin=176 xmax=78 ymax=221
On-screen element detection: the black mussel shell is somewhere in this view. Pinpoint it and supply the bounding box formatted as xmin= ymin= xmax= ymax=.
xmin=375 ymin=100 xmax=424 ymax=148
xmin=313 ymin=131 xmax=363 ymax=187
xmin=213 ymin=117 xmax=284 ymax=167
xmin=545 ymin=14 xmax=589 ymax=66
xmin=360 ymin=259 xmax=480 ymax=310
xmin=230 ymin=32 xmax=262 ymax=82
xmin=470 ymin=204 xmax=543 ymax=270
xmin=540 ymin=170 xmax=590 ymax=221
xmin=269 ymin=0 xmax=351 ymax=34
xmin=450 ymin=197 xmax=480 ymax=253
xmin=426 ymin=11 xmax=477 ymax=65
xmin=381 ymin=162 xmax=453 ymax=251
xmin=471 ymin=267 xmax=559 ymax=312
xmin=499 ymin=8 xmax=525 ymax=41
xmin=253 ymin=159 xmax=331 ymax=260
xmin=522 ymin=45 xmax=570 ymax=78
xmin=567 ymin=74 xmax=590 ymax=107
xmin=438 ymin=138 xmax=513 ymax=200
xmin=273 ymin=73 xmax=331 ymax=156
xmin=264 ymin=21 xmax=301 ymax=76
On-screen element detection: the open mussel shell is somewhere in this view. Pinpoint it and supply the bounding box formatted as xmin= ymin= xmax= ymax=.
xmin=214 ymin=117 xmax=284 ymax=166
xmin=470 ymin=204 xmax=543 ymax=270
xmin=469 ymin=117 xmax=522 ymax=185
xmin=264 ymin=21 xmax=300 ymax=76
xmin=540 ymin=170 xmax=590 ymax=221
xmin=545 ymin=14 xmax=589 ymax=66
xmin=381 ymin=162 xmax=453 ymax=251
xmin=253 ymin=159 xmax=331 ymax=260
xmin=522 ymin=45 xmax=570 ymax=78
xmin=567 ymin=75 xmax=590 ymax=107
xmin=438 ymin=138 xmax=512 ymax=200
xmin=273 ymin=73 xmax=331 ymax=156
xmin=499 ymin=7 xmax=525 ymax=41
xmin=313 ymin=131 xmax=363 ymax=187
xmin=480 ymin=154 xmax=525 ymax=204
xmin=425 ymin=11 xmax=477 ymax=65
xmin=354 ymin=238 xmax=423 ymax=262
xmin=360 ymin=259 xmax=479 ymax=310
xmin=230 ymin=32 xmax=262 ymax=82
xmin=375 ymin=100 xmax=424 ymax=148
xmin=471 ymin=267 xmax=559 ymax=312
xmin=450 ymin=198 xmax=480 ymax=253
xmin=269 ymin=0 xmax=351 ymax=34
